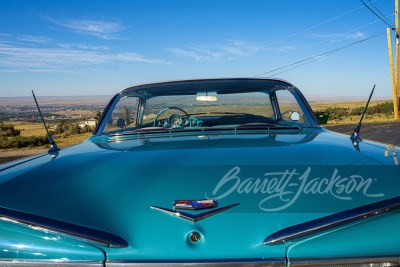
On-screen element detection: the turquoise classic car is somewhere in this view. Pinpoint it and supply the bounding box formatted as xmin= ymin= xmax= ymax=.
xmin=0 ymin=78 xmax=399 ymax=266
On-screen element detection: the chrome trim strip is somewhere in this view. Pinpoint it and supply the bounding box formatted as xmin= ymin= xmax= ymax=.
xmin=0 ymin=260 xmax=103 ymax=267
xmin=0 ymin=153 xmax=48 ymax=172
xmin=0 ymin=207 xmax=128 ymax=247
xmin=291 ymin=86 xmax=320 ymax=126
xmin=150 ymin=204 xmax=239 ymax=223
xmin=289 ymin=256 xmax=400 ymax=266
xmin=93 ymin=93 xmax=119 ymax=135
xmin=106 ymin=258 xmax=285 ymax=267
xmin=109 ymin=127 xmax=303 ymax=139
xmin=263 ymin=196 xmax=400 ymax=244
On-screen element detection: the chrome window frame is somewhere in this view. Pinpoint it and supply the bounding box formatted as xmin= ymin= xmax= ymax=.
xmin=93 ymin=78 xmax=320 ymax=136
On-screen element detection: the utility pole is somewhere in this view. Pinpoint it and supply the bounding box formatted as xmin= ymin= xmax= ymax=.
xmin=388 ymin=28 xmax=399 ymax=119
xmin=396 ymin=0 xmax=400 ymax=115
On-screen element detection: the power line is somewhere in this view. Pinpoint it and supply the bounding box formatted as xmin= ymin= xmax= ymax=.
xmin=229 ymin=14 xmax=393 ymax=76
xmin=361 ymin=0 xmax=395 ymax=29
xmin=254 ymin=30 xmax=386 ymax=78
xmin=261 ymin=0 xmax=382 ymax=48
xmin=368 ymin=0 xmax=395 ymax=27
xmin=181 ymin=1 xmax=382 ymax=79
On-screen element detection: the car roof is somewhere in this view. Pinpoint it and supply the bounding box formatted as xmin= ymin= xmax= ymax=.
xmin=118 ymin=78 xmax=296 ymax=96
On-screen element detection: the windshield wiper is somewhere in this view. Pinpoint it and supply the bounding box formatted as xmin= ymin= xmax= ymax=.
xmin=134 ymin=127 xmax=166 ymax=131
xmin=236 ymin=123 xmax=302 ymax=130
xmin=108 ymin=124 xmax=303 ymax=138
xmin=108 ymin=127 xmax=168 ymax=137
xmin=209 ymin=111 xmax=246 ymax=115
xmin=187 ymin=112 xmax=208 ymax=116
xmin=237 ymin=122 xmax=276 ymax=127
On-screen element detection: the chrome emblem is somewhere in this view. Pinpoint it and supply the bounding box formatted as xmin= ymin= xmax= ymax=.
xmin=173 ymin=199 xmax=218 ymax=210
xmin=151 ymin=200 xmax=239 ymax=223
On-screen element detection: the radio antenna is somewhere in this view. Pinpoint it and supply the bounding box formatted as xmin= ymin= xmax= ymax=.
xmin=32 ymin=90 xmax=59 ymax=152
xmin=350 ymin=84 xmax=376 ymax=143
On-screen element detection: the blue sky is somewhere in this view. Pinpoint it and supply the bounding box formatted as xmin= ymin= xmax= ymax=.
xmin=0 ymin=0 xmax=396 ymax=97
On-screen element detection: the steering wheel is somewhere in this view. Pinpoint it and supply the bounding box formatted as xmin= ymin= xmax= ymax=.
xmin=153 ymin=107 xmax=192 ymax=127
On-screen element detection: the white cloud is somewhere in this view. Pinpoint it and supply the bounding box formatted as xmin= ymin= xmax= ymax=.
xmin=313 ymin=32 xmax=366 ymax=40
xmin=49 ymin=18 xmax=125 ymax=39
xmin=17 ymin=35 xmax=52 ymax=43
xmin=0 ymin=43 xmax=169 ymax=72
xmin=0 ymin=69 xmax=22 ymax=72
xmin=168 ymin=40 xmax=261 ymax=62
xmin=115 ymin=53 xmax=170 ymax=64
xmin=167 ymin=47 xmax=222 ymax=62
xmin=351 ymin=32 xmax=366 ymax=39
xmin=220 ymin=40 xmax=261 ymax=56
xmin=269 ymin=46 xmax=296 ymax=53
xmin=0 ymin=33 xmax=53 ymax=45
xmin=58 ymin=43 xmax=109 ymax=50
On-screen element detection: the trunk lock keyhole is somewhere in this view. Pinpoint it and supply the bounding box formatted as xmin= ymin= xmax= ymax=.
xmin=189 ymin=232 xmax=201 ymax=243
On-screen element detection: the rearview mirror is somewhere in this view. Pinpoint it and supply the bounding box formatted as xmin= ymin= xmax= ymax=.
xmin=196 ymin=95 xmax=217 ymax=102
xmin=290 ymin=112 xmax=300 ymax=121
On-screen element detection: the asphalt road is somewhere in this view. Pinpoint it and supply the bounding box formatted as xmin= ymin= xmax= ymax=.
xmin=0 ymin=149 xmax=48 ymax=165
xmin=0 ymin=122 xmax=398 ymax=165
xmin=326 ymin=121 xmax=400 ymax=147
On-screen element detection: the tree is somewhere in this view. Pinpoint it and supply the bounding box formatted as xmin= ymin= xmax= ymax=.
xmin=0 ymin=123 xmax=20 ymax=137
xmin=95 ymin=110 xmax=102 ymax=121
xmin=55 ymin=119 xmax=65 ymax=134
xmin=122 ymin=105 xmax=130 ymax=124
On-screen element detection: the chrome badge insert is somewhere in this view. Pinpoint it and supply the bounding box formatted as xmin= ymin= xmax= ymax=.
xmin=173 ymin=199 xmax=218 ymax=210
xmin=151 ymin=201 xmax=239 ymax=223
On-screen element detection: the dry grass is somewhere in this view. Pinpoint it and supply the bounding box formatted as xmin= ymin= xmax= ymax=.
xmin=51 ymin=132 xmax=92 ymax=148
xmin=11 ymin=121 xmax=47 ymax=136
xmin=3 ymin=121 xmax=92 ymax=151
xmin=310 ymin=100 xmax=390 ymax=111
xmin=310 ymin=100 xmax=398 ymax=125
xmin=0 ymin=95 xmax=110 ymax=107
xmin=323 ymin=115 xmax=396 ymax=125
xmin=53 ymin=109 xmax=96 ymax=119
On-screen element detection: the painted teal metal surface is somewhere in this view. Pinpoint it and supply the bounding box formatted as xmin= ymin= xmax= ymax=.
xmin=0 ymin=217 xmax=104 ymax=261
xmin=0 ymin=128 xmax=398 ymax=261
xmin=286 ymin=211 xmax=400 ymax=259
